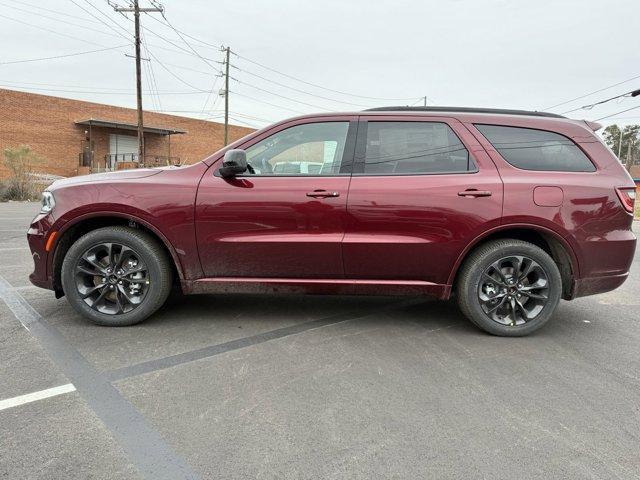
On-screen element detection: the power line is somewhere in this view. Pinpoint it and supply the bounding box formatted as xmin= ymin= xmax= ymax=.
xmin=151 ymin=8 xmax=218 ymax=70
xmin=8 ymin=1 xmax=415 ymax=113
xmin=0 ymin=79 xmax=134 ymax=90
xmin=152 ymin=109 xmax=274 ymax=124
xmin=0 ymin=1 xmax=117 ymax=36
xmin=231 ymin=65 xmax=373 ymax=108
xmin=118 ymin=17 xmax=423 ymax=105
xmin=233 ymin=78 xmax=332 ymax=112
xmin=543 ymin=73 xmax=640 ymax=111
xmin=594 ymin=104 xmax=640 ymax=121
xmin=234 ymin=52 xmax=421 ymax=102
xmin=143 ymin=10 xmax=221 ymax=49
xmin=230 ymin=90 xmax=306 ymax=115
xmin=228 ymin=115 xmax=260 ymax=129
xmin=69 ymin=0 xmax=132 ymax=42
xmin=200 ymin=51 xmax=224 ymax=115
xmin=141 ymin=25 xmax=163 ymax=111
xmin=0 ymin=45 xmax=128 ymax=65
xmin=6 ymin=0 xmax=191 ymax=60
xmin=0 ymin=12 xmax=117 ymax=47
xmin=93 ymin=2 xmax=213 ymax=93
xmin=68 ymin=0 xmax=222 ymax=62
xmin=145 ymin=48 xmax=209 ymax=91
xmin=106 ymin=4 xmax=222 ymax=64
xmin=0 ymin=84 xmax=210 ymax=95
xmin=6 ymin=0 xmax=104 ymax=23
xmin=561 ymin=88 xmax=640 ymax=115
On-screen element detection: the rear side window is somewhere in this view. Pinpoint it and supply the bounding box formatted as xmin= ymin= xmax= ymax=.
xmin=475 ymin=124 xmax=595 ymax=172
xmin=363 ymin=122 xmax=476 ymax=174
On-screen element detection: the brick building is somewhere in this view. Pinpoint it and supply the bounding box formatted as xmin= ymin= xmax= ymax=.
xmin=0 ymin=88 xmax=254 ymax=179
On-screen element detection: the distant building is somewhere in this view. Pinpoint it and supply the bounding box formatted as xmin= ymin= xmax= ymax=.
xmin=0 ymin=88 xmax=254 ymax=179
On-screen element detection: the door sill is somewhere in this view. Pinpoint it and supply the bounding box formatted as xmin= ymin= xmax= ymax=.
xmin=184 ymin=277 xmax=448 ymax=298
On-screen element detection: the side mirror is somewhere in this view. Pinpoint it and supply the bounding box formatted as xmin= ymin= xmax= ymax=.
xmin=218 ymin=149 xmax=248 ymax=178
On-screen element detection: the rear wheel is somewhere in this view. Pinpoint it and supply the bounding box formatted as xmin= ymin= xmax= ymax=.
xmin=456 ymin=239 xmax=562 ymax=336
xmin=61 ymin=226 xmax=172 ymax=326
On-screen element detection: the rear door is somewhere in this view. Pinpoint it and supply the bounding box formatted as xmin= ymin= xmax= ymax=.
xmin=343 ymin=115 xmax=503 ymax=286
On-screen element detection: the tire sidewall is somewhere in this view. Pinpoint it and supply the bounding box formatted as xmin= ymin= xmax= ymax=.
xmin=61 ymin=228 xmax=169 ymax=326
xmin=463 ymin=243 xmax=562 ymax=336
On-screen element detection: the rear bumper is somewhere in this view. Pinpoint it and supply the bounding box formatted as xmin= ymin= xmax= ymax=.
xmin=570 ymin=228 xmax=635 ymax=299
xmin=572 ymin=272 xmax=629 ymax=299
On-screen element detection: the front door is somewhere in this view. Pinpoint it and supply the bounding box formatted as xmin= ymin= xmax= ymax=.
xmin=196 ymin=118 xmax=357 ymax=278
xmin=343 ymin=116 xmax=503 ymax=286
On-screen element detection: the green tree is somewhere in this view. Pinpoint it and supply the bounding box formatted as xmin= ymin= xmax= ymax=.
xmin=602 ymin=124 xmax=640 ymax=171
xmin=2 ymin=145 xmax=43 ymax=200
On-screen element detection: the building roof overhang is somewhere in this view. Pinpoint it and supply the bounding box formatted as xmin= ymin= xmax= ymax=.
xmin=75 ymin=118 xmax=186 ymax=135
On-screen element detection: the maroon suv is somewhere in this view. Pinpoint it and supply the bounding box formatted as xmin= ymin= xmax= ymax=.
xmin=27 ymin=107 xmax=637 ymax=336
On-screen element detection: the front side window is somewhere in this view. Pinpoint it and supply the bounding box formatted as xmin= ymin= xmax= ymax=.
xmin=474 ymin=124 xmax=595 ymax=172
xmin=363 ymin=121 xmax=475 ymax=174
xmin=244 ymin=122 xmax=349 ymax=175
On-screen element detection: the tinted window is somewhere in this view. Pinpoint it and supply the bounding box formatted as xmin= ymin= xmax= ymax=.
xmin=475 ymin=124 xmax=595 ymax=172
xmin=363 ymin=122 xmax=475 ymax=174
xmin=244 ymin=122 xmax=349 ymax=175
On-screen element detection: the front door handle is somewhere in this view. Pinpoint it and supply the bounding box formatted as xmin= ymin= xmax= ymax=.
xmin=458 ymin=189 xmax=492 ymax=198
xmin=307 ymin=190 xmax=340 ymax=198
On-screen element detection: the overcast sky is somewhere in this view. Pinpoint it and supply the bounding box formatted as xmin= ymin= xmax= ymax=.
xmin=1 ymin=0 xmax=639 ymax=130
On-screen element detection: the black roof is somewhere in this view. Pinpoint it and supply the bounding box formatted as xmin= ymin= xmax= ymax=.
xmin=75 ymin=118 xmax=186 ymax=135
xmin=363 ymin=106 xmax=565 ymax=119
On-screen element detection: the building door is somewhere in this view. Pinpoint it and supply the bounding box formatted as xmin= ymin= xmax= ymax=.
xmin=109 ymin=134 xmax=139 ymax=169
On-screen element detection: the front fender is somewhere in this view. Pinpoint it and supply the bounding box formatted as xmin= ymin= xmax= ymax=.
xmin=47 ymin=209 xmax=188 ymax=283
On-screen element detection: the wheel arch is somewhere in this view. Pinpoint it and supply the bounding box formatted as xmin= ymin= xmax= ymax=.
xmin=49 ymin=212 xmax=184 ymax=296
xmin=448 ymin=224 xmax=580 ymax=300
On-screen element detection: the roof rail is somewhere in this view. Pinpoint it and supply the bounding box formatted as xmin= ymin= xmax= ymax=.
xmin=363 ymin=106 xmax=566 ymax=119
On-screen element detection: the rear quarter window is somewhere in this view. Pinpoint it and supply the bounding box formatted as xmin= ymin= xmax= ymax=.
xmin=474 ymin=124 xmax=596 ymax=172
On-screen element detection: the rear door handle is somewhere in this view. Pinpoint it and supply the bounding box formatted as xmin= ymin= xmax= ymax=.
xmin=458 ymin=189 xmax=492 ymax=198
xmin=307 ymin=190 xmax=340 ymax=198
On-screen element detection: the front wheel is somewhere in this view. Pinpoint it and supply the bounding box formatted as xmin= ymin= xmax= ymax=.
xmin=456 ymin=239 xmax=562 ymax=336
xmin=61 ymin=226 xmax=173 ymax=326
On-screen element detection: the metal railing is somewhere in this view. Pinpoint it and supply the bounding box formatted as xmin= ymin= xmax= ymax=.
xmin=78 ymin=153 xmax=181 ymax=172
xmin=142 ymin=155 xmax=181 ymax=167
xmin=105 ymin=153 xmax=140 ymax=170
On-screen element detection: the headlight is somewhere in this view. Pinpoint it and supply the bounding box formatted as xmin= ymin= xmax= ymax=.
xmin=40 ymin=191 xmax=55 ymax=214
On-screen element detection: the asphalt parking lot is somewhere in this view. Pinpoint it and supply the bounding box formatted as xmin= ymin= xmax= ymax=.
xmin=1 ymin=201 xmax=639 ymax=480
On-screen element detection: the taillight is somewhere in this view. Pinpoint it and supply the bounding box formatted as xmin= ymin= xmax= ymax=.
xmin=615 ymin=187 xmax=636 ymax=214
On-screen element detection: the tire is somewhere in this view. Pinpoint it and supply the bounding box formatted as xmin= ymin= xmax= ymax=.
xmin=61 ymin=226 xmax=173 ymax=326
xmin=456 ymin=239 xmax=562 ymax=336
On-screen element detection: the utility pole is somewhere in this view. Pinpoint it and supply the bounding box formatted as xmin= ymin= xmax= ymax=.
xmin=617 ymin=128 xmax=624 ymax=160
xmin=221 ymin=46 xmax=231 ymax=146
xmin=113 ymin=0 xmax=163 ymax=164
xmin=626 ymin=137 xmax=633 ymax=173
xmin=423 ymin=96 xmax=427 ymax=106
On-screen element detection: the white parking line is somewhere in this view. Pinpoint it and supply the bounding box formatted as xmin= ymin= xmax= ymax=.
xmin=0 ymin=384 xmax=76 ymax=412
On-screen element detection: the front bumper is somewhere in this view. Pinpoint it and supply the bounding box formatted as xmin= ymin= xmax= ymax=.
xmin=27 ymin=212 xmax=55 ymax=291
